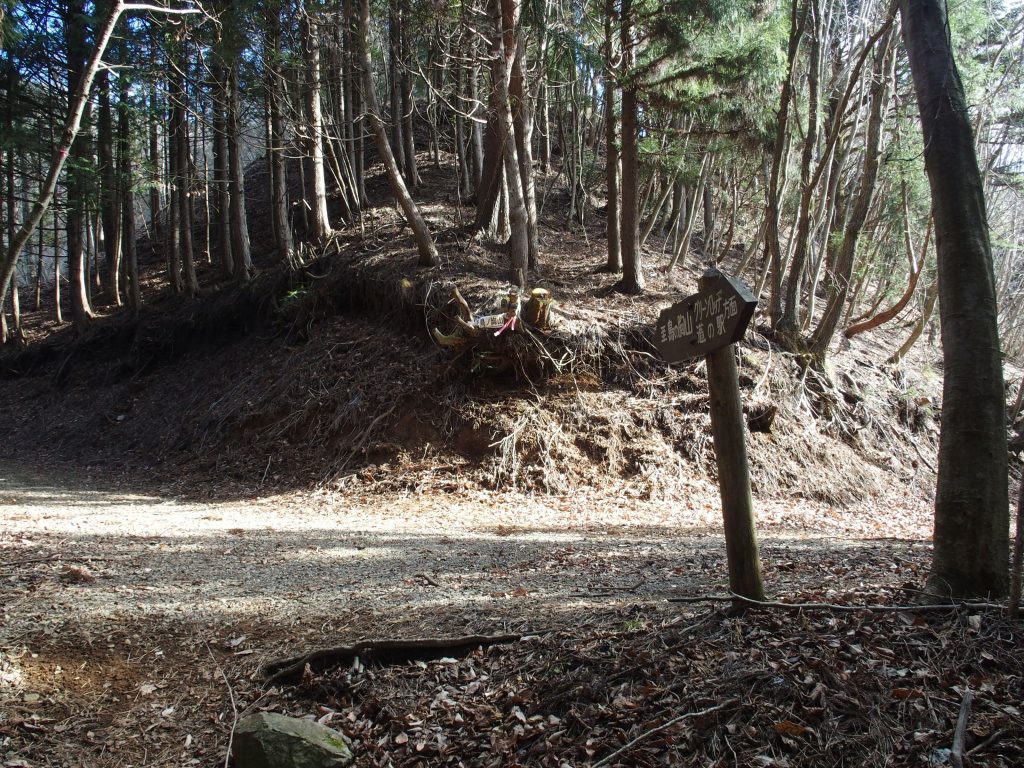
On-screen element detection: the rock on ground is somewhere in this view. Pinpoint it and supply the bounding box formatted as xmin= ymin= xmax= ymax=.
xmin=232 ymin=712 xmax=354 ymax=768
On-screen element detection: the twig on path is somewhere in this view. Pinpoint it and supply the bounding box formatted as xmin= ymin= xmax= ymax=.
xmin=967 ymin=727 xmax=1006 ymax=756
xmin=260 ymin=633 xmax=526 ymax=686
xmin=592 ymin=699 xmax=737 ymax=767
xmin=204 ymin=640 xmax=239 ymax=768
xmin=667 ymin=593 xmax=1010 ymax=612
xmin=414 ymin=572 xmax=441 ymax=587
xmin=950 ymin=688 xmax=973 ymax=768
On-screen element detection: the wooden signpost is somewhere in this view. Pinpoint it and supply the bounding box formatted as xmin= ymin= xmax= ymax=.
xmin=654 ymin=268 xmax=765 ymax=604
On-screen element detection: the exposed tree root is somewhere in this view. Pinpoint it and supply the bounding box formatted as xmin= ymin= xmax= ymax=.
xmin=260 ymin=633 xmax=525 ymax=686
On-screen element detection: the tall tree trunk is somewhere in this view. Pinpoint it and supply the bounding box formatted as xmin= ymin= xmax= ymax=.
xmin=171 ymin=36 xmax=199 ymax=297
xmin=34 ymin=170 xmax=44 ymax=311
xmin=227 ymin=62 xmax=252 ymax=281
xmin=778 ymin=0 xmax=820 ymax=336
xmin=399 ymin=0 xmax=419 ymax=188
xmin=343 ymin=0 xmax=367 ymax=207
xmin=53 ymin=211 xmax=63 ymax=324
xmin=148 ymin=71 xmax=162 ymax=252
xmin=603 ymin=0 xmax=620 ymax=273
xmin=809 ymin=28 xmax=893 ymax=359
xmin=468 ymin=59 xmax=485 ymax=191
xmin=117 ymin=70 xmax=140 ymax=311
xmin=455 ymin=64 xmax=473 ymax=199
xmin=474 ymin=117 xmax=504 ymax=235
xmin=98 ymin=69 xmax=122 ymax=305
xmin=490 ymin=0 xmax=529 ymax=287
xmin=65 ymin=0 xmax=94 ymax=330
xmin=4 ymin=149 xmax=23 ymax=343
xmin=357 ymin=0 xmax=438 ymax=266
xmin=388 ymin=0 xmax=406 ymax=178
xmin=615 ymin=0 xmax=643 ymax=293
xmin=900 ymin=0 xmax=1009 ymax=598
xmin=765 ymin=1 xmax=806 ymax=325
xmin=508 ymin=5 xmax=539 ymax=270
xmin=349 ymin=0 xmax=368 ymax=207
xmin=165 ymin=89 xmax=182 ymax=293
xmin=211 ymin=59 xmax=233 ymax=276
xmin=267 ymin=2 xmax=295 ymax=264
xmin=302 ymin=7 xmax=332 ymax=242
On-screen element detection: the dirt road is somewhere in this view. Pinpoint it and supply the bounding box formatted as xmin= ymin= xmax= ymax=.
xmin=1 ymin=464 xmax=934 ymax=767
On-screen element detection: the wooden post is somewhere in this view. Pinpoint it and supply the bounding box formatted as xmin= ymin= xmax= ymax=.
xmin=700 ymin=271 xmax=765 ymax=605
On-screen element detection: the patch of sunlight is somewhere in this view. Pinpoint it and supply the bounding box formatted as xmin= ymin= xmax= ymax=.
xmin=0 ymin=648 xmax=25 ymax=691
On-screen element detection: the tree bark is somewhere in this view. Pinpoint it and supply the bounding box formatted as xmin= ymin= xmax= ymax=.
xmin=603 ymin=0 xmax=621 ymax=273
xmin=900 ymin=0 xmax=1009 ymax=598
xmin=388 ymin=0 xmax=405 ymax=178
xmin=489 ymin=0 xmax=529 ymax=287
xmin=399 ymin=0 xmax=419 ymax=188
xmin=117 ymin=70 xmax=140 ymax=312
xmin=765 ymin=1 xmax=805 ymax=326
xmin=171 ymin=35 xmax=198 ymax=297
xmin=302 ymin=7 xmax=332 ymax=242
xmin=357 ymin=0 xmax=438 ymax=266
xmin=509 ymin=15 xmax=539 ymax=270
xmin=227 ymin=62 xmax=252 ymax=281
xmin=211 ymin=58 xmax=233 ymax=276
xmin=267 ymin=2 xmax=295 ymax=264
xmin=64 ymin=0 xmax=95 ymax=329
xmin=778 ymin=0 xmax=820 ymax=336
xmin=615 ymin=0 xmax=643 ymax=294
xmin=98 ymin=68 xmax=122 ymax=305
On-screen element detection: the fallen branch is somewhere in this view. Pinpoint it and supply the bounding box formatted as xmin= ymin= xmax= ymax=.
xmin=592 ymin=699 xmax=737 ymax=767
xmin=667 ymin=593 xmax=1010 ymax=612
xmin=950 ymin=688 xmax=973 ymax=768
xmin=260 ymin=633 xmax=524 ymax=686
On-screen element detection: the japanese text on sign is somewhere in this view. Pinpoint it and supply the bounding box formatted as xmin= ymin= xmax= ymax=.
xmin=659 ymin=289 xmax=740 ymax=347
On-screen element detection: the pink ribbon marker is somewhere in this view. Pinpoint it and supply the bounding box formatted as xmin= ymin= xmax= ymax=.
xmin=494 ymin=315 xmax=517 ymax=337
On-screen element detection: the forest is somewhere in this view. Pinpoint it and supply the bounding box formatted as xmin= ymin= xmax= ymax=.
xmin=1 ymin=0 xmax=1024 ymax=765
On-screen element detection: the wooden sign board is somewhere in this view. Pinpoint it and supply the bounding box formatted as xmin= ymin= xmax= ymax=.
xmin=654 ymin=268 xmax=765 ymax=604
xmin=654 ymin=270 xmax=757 ymax=364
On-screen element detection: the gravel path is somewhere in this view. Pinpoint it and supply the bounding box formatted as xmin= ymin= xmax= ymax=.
xmin=0 ymin=463 xmax=934 ymax=767
xmin=1 ymin=463 xmax=933 ymax=630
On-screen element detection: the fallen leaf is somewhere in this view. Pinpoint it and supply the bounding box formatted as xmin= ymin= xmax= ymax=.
xmin=773 ymin=720 xmax=810 ymax=737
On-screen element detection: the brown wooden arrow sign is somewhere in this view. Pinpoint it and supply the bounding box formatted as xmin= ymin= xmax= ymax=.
xmin=653 ymin=269 xmax=757 ymax=364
